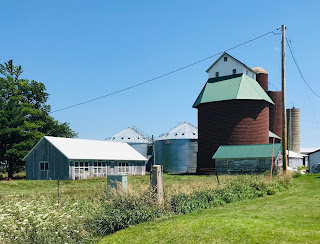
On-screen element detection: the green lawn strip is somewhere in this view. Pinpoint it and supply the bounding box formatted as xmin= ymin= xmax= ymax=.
xmin=99 ymin=175 xmax=320 ymax=244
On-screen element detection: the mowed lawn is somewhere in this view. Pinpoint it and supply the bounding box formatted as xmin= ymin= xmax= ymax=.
xmin=100 ymin=174 xmax=320 ymax=244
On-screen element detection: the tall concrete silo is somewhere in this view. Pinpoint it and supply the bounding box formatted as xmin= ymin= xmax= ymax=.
xmin=155 ymin=122 xmax=198 ymax=173
xmin=287 ymin=108 xmax=300 ymax=153
xmin=267 ymin=91 xmax=283 ymax=139
xmin=107 ymin=127 xmax=151 ymax=158
xmin=253 ymin=67 xmax=268 ymax=91
xmin=193 ymin=74 xmax=273 ymax=173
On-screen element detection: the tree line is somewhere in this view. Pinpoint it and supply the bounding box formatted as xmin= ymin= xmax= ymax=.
xmin=0 ymin=60 xmax=77 ymax=179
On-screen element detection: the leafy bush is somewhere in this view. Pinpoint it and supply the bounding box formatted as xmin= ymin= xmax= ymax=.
xmin=293 ymin=171 xmax=302 ymax=178
xmin=93 ymin=191 xmax=167 ymax=236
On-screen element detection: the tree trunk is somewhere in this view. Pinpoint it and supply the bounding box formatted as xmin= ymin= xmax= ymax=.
xmin=8 ymin=162 xmax=14 ymax=180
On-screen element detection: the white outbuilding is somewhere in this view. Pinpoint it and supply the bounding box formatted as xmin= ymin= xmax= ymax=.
xmin=24 ymin=136 xmax=147 ymax=180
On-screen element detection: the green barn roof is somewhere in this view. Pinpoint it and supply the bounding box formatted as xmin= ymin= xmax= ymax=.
xmin=193 ymin=74 xmax=274 ymax=108
xmin=212 ymin=143 xmax=282 ymax=160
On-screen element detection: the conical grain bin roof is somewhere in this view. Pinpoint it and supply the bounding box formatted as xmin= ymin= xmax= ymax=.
xmin=108 ymin=127 xmax=151 ymax=143
xmin=157 ymin=122 xmax=198 ymax=140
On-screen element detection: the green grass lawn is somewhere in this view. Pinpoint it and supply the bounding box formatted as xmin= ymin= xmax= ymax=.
xmin=100 ymin=174 xmax=320 ymax=244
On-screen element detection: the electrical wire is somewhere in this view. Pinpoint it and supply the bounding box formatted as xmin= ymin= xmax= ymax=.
xmin=51 ymin=29 xmax=279 ymax=113
xmin=286 ymin=37 xmax=320 ymax=98
xmin=286 ymin=35 xmax=320 ymax=128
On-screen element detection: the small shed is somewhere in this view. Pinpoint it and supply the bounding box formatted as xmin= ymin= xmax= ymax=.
xmin=287 ymin=150 xmax=307 ymax=168
xmin=213 ymin=143 xmax=282 ymax=174
xmin=24 ymin=136 xmax=147 ymax=180
xmin=308 ymin=149 xmax=320 ymax=174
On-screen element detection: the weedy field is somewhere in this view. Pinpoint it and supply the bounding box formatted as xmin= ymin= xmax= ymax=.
xmin=100 ymin=174 xmax=320 ymax=244
xmin=0 ymin=173 xmax=292 ymax=243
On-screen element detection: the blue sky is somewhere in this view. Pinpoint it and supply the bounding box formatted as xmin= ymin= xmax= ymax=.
xmin=1 ymin=0 xmax=320 ymax=147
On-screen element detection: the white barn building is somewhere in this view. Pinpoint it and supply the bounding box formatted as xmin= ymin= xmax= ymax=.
xmin=206 ymin=52 xmax=257 ymax=79
xmin=24 ymin=136 xmax=147 ymax=180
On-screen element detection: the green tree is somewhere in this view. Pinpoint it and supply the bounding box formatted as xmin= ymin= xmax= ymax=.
xmin=0 ymin=60 xmax=78 ymax=179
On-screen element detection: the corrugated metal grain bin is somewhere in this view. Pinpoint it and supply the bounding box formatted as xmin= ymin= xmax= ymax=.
xmin=155 ymin=122 xmax=198 ymax=173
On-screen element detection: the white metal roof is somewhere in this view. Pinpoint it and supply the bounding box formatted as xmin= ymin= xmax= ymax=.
xmin=23 ymin=136 xmax=147 ymax=161
xmin=107 ymin=127 xmax=150 ymax=143
xmin=287 ymin=150 xmax=307 ymax=159
xmin=157 ymin=122 xmax=198 ymax=140
xmin=300 ymin=148 xmax=320 ymax=154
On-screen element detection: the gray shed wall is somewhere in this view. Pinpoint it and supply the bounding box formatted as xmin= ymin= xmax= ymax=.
xmin=128 ymin=143 xmax=149 ymax=159
xmin=215 ymin=156 xmax=280 ymax=175
xmin=26 ymin=139 xmax=69 ymax=180
xmin=309 ymin=151 xmax=320 ymax=173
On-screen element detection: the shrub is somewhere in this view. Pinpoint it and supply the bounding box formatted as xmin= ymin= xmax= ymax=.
xmin=93 ymin=191 xmax=167 ymax=236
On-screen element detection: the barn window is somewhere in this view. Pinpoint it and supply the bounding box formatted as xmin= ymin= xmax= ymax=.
xmin=233 ymin=69 xmax=236 ymax=74
xmin=227 ymin=160 xmax=233 ymax=166
xmin=216 ymin=72 xmax=219 ymax=77
xmin=224 ymin=57 xmax=227 ymax=62
xmin=118 ymin=162 xmax=129 ymax=174
xmin=74 ymin=161 xmax=89 ymax=179
xmin=40 ymin=161 xmax=49 ymax=171
xmin=246 ymin=70 xmax=249 ymax=75
xmin=93 ymin=161 xmax=106 ymax=177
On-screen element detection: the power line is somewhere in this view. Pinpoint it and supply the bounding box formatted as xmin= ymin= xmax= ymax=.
xmin=286 ymin=37 xmax=320 ymax=98
xmin=51 ymin=29 xmax=279 ymax=113
xmin=286 ymin=35 xmax=320 ymax=128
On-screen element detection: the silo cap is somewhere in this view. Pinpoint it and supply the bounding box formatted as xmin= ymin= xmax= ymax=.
xmin=253 ymin=67 xmax=268 ymax=74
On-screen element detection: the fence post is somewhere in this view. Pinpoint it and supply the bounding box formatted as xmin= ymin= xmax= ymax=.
xmin=151 ymin=165 xmax=163 ymax=205
xmin=57 ymin=178 xmax=60 ymax=202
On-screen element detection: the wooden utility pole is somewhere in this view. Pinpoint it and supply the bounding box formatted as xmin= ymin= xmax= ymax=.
xmin=281 ymin=24 xmax=288 ymax=173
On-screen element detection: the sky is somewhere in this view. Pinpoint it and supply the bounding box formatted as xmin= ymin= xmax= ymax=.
xmin=1 ymin=0 xmax=320 ymax=148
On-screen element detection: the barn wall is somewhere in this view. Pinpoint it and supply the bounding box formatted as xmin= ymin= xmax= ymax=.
xmin=68 ymin=160 xmax=146 ymax=180
xmin=26 ymin=139 xmax=69 ymax=180
xmin=288 ymin=158 xmax=304 ymax=168
xmin=309 ymin=151 xmax=320 ymax=173
xmin=216 ymin=157 xmax=276 ymax=174
xmin=197 ymin=100 xmax=269 ymax=170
